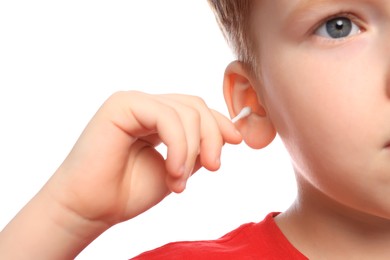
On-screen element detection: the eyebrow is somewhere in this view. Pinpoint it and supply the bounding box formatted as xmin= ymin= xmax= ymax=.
xmin=282 ymin=0 xmax=371 ymax=31
xmin=281 ymin=0 xmax=344 ymax=33
xmin=296 ymin=0 xmax=339 ymax=10
xmin=289 ymin=0 xmax=346 ymax=18
xmin=292 ymin=0 xmax=381 ymax=14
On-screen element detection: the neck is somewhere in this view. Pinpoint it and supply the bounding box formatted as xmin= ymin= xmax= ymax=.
xmin=275 ymin=175 xmax=390 ymax=260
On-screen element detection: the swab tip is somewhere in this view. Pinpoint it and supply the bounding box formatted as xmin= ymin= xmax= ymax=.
xmin=231 ymin=106 xmax=252 ymax=123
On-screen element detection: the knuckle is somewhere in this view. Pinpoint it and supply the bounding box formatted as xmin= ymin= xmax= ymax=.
xmin=191 ymin=95 xmax=207 ymax=107
xmin=186 ymin=107 xmax=201 ymax=124
xmin=107 ymin=90 xmax=145 ymax=105
xmin=107 ymin=91 xmax=124 ymax=103
xmin=164 ymin=105 xmax=179 ymax=118
xmin=107 ymin=91 xmax=127 ymax=103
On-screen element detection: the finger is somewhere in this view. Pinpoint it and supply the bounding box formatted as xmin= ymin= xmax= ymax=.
xmin=191 ymin=100 xmax=225 ymax=171
xmin=108 ymin=91 xmax=189 ymax=179
xmin=140 ymin=133 xmax=163 ymax=147
xmin=174 ymin=106 xmax=201 ymax=178
xmin=154 ymin=96 xmax=202 ymax=174
xmin=161 ymin=94 xmax=238 ymax=172
xmin=210 ymin=109 xmax=243 ymax=145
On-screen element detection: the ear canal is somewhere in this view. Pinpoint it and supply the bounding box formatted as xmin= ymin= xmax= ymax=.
xmin=231 ymin=106 xmax=252 ymax=123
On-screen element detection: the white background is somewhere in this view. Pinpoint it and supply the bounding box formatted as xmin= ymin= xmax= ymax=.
xmin=0 ymin=1 xmax=296 ymax=259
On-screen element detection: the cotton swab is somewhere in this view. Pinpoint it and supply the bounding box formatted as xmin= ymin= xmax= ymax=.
xmin=231 ymin=106 xmax=251 ymax=123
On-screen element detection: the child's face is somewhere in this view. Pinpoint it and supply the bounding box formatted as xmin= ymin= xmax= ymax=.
xmin=252 ymin=0 xmax=390 ymax=217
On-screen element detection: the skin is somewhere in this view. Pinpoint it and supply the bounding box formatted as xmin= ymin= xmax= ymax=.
xmin=2 ymin=0 xmax=390 ymax=259
xmin=224 ymin=0 xmax=390 ymax=258
xmin=0 ymin=92 xmax=242 ymax=259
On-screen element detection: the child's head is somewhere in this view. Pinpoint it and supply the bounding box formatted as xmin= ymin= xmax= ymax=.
xmin=209 ymin=0 xmax=390 ymax=220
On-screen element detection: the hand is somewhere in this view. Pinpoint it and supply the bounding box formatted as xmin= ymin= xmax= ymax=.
xmin=48 ymin=91 xmax=242 ymax=227
xmin=0 ymin=91 xmax=242 ymax=259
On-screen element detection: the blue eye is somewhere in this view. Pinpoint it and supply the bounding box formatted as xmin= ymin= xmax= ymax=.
xmin=315 ymin=17 xmax=361 ymax=39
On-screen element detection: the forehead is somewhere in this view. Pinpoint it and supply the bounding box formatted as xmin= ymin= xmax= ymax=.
xmin=254 ymin=0 xmax=389 ymax=14
xmin=251 ymin=0 xmax=389 ymax=31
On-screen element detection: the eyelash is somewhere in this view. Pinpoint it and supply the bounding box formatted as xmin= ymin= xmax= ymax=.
xmin=310 ymin=12 xmax=365 ymax=43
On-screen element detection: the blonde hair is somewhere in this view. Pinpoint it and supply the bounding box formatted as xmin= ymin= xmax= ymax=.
xmin=207 ymin=0 xmax=257 ymax=72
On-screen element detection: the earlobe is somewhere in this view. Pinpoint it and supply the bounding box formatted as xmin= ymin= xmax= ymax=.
xmin=223 ymin=61 xmax=276 ymax=149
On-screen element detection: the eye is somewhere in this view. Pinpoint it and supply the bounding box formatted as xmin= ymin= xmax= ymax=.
xmin=315 ymin=16 xmax=361 ymax=39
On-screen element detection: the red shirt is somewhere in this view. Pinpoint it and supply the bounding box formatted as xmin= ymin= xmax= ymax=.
xmin=130 ymin=212 xmax=308 ymax=259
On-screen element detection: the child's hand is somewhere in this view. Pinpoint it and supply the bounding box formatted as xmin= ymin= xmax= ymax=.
xmin=48 ymin=91 xmax=242 ymax=227
xmin=0 ymin=91 xmax=242 ymax=259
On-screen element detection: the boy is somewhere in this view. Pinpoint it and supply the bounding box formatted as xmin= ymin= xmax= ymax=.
xmin=2 ymin=0 xmax=390 ymax=259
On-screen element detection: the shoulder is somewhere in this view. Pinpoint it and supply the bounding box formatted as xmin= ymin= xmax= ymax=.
xmin=130 ymin=213 xmax=308 ymax=260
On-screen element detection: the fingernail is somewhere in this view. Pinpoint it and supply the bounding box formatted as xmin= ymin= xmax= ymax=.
xmin=187 ymin=166 xmax=194 ymax=178
xmin=179 ymin=165 xmax=186 ymax=177
xmin=180 ymin=179 xmax=187 ymax=190
xmin=215 ymin=157 xmax=221 ymax=167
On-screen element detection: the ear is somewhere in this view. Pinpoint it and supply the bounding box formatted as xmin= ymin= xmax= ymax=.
xmin=223 ymin=61 xmax=276 ymax=149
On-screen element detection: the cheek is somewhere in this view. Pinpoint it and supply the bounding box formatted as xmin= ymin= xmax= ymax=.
xmin=260 ymin=40 xmax=384 ymax=175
